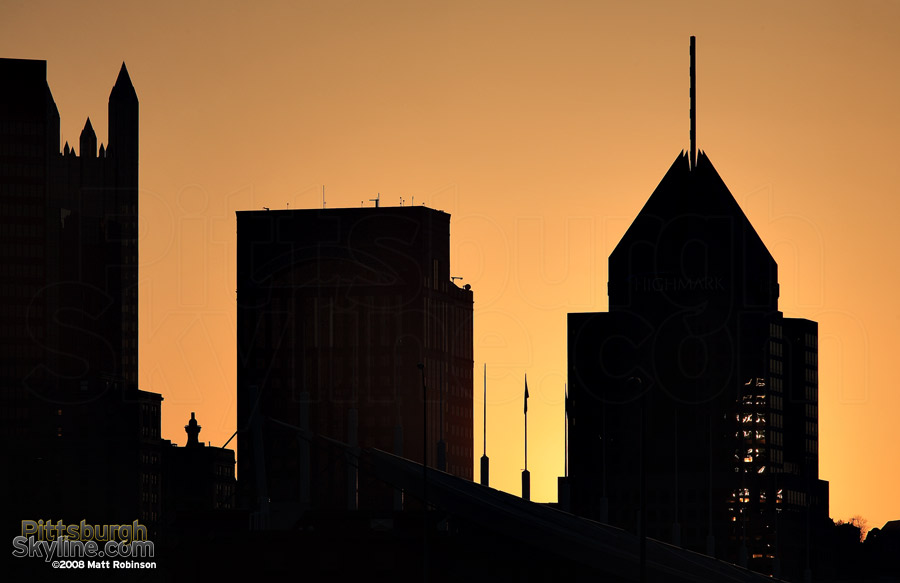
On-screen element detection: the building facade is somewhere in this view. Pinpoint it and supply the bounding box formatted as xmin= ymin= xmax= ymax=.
xmin=567 ymin=152 xmax=828 ymax=580
xmin=236 ymin=206 xmax=473 ymax=527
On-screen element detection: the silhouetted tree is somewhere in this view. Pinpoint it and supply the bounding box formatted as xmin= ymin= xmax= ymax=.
xmin=849 ymin=515 xmax=868 ymax=542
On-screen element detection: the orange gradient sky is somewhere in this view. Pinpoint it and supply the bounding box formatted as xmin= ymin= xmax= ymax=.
xmin=3 ymin=1 xmax=899 ymax=528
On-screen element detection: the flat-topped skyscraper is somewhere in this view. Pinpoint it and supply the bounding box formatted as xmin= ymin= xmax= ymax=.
xmin=236 ymin=206 xmax=474 ymax=527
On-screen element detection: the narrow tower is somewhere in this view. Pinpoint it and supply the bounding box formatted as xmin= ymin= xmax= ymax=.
xmin=107 ymin=62 xmax=139 ymax=387
xmin=108 ymin=63 xmax=138 ymax=171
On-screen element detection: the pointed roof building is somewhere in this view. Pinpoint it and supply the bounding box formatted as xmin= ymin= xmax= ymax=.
xmin=608 ymin=150 xmax=778 ymax=317
xmin=567 ymin=38 xmax=828 ymax=581
xmin=107 ymin=61 xmax=138 ymax=173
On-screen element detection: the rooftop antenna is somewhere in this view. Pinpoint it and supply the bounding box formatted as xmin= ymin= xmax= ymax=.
xmin=690 ymin=35 xmax=697 ymax=170
xmin=369 ymin=192 xmax=380 ymax=208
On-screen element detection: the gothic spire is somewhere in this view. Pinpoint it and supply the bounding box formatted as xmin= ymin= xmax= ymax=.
xmin=110 ymin=62 xmax=137 ymax=103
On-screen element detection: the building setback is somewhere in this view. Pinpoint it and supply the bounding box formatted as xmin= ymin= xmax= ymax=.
xmin=236 ymin=206 xmax=473 ymax=527
xmin=567 ymin=151 xmax=829 ymax=580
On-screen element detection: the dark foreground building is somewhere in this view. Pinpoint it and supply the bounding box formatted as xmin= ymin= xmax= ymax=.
xmin=567 ymin=150 xmax=829 ymax=580
xmin=236 ymin=206 xmax=474 ymax=528
xmin=0 ymin=57 xmax=156 ymax=533
xmin=163 ymin=412 xmax=236 ymax=514
xmin=167 ymin=443 xmax=780 ymax=583
xmin=161 ymin=412 xmax=237 ymax=543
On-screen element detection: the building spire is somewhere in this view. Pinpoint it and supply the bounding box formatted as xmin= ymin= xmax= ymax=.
xmin=108 ymin=60 xmax=138 ymax=171
xmin=80 ymin=117 xmax=96 ymax=158
xmin=690 ymin=36 xmax=697 ymax=170
xmin=110 ymin=62 xmax=138 ymax=103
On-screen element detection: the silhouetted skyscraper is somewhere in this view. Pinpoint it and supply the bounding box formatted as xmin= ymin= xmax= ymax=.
xmin=567 ymin=151 xmax=828 ymax=580
xmin=0 ymin=58 xmax=151 ymax=529
xmin=236 ymin=206 xmax=473 ymax=528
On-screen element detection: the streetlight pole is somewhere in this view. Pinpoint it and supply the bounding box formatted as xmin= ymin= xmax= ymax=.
xmin=628 ymin=376 xmax=647 ymax=583
xmin=417 ymin=362 xmax=428 ymax=581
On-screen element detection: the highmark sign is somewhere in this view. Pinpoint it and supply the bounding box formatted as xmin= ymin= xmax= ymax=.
xmin=630 ymin=276 xmax=726 ymax=292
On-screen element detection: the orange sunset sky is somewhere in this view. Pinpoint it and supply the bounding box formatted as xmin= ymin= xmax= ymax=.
xmin=2 ymin=1 xmax=899 ymax=528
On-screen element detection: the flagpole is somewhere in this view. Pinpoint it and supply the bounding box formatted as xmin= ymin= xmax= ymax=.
xmin=524 ymin=373 xmax=528 ymax=471
xmin=522 ymin=373 xmax=530 ymax=501
xmin=564 ymin=383 xmax=568 ymax=478
xmin=480 ymin=364 xmax=489 ymax=487
xmin=559 ymin=383 xmax=572 ymax=512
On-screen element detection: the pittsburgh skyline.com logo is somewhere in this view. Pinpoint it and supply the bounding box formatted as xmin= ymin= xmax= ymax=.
xmin=11 ymin=519 xmax=156 ymax=571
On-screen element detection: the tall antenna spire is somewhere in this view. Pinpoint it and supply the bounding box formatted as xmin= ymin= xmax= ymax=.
xmin=690 ymin=35 xmax=697 ymax=170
